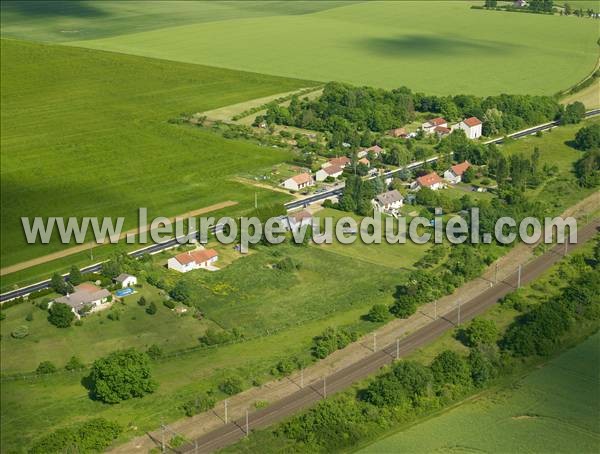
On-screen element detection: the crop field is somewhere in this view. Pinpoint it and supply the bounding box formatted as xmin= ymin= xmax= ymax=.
xmin=60 ymin=1 xmax=600 ymax=96
xmin=0 ymin=39 xmax=312 ymax=267
xmin=360 ymin=331 xmax=600 ymax=454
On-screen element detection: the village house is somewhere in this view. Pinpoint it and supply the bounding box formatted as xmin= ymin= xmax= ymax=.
xmin=358 ymin=144 xmax=383 ymax=158
xmin=458 ymin=117 xmax=483 ymax=139
xmin=413 ymin=172 xmax=445 ymax=191
xmin=315 ymin=165 xmax=344 ymax=182
xmin=287 ymin=209 xmax=313 ymax=232
xmin=53 ymin=283 xmax=112 ymax=318
xmin=388 ymin=127 xmax=408 ymax=138
xmin=167 ymin=249 xmax=219 ymax=273
xmin=421 ymin=117 xmax=448 ymax=134
xmin=322 ymin=156 xmax=351 ymax=169
xmin=444 ymin=161 xmax=471 ymax=184
xmin=114 ymin=273 xmax=137 ymax=288
xmin=358 ymin=157 xmax=370 ymax=167
xmin=282 ymin=172 xmax=314 ymax=191
xmin=434 ymin=126 xmax=451 ymax=137
xmin=372 ymin=190 xmax=404 ymax=214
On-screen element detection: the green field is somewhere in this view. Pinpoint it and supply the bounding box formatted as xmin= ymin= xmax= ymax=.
xmin=60 ymin=1 xmax=599 ymax=96
xmin=0 ymin=39 xmax=312 ymax=267
xmin=360 ymin=331 xmax=600 ymax=453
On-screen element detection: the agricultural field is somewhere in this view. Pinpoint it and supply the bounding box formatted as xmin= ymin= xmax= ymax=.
xmin=4 ymin=1 xmax=597 ymax=96
xmin=0 ymin=39 xmax=312 ymax=267
xmin=360 ymin=331 xmax=600 ymax=453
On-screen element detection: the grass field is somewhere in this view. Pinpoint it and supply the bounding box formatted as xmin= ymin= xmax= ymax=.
xmin=62 ymin=1 xmax=599 ymax=96
xmin=360 ymin=331 xmax=600 ymax=453
xmin=0 ymin=39 xmax=312 ymax=267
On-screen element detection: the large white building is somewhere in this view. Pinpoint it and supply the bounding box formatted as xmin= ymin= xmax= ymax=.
xmin=421 ymin=117 xmax=448 ymax=134
xmin=282 ymin=173 xmax=314 ymax=191
xmin=168 ymin=249 xmax=219 ymax=273
xmin=444 ymin=161 xmax=471 ymax=184
xmin=458 ymin=117 xmax=483 ymax=139
xmin=372 ymin=190 xmax=404 ymax=214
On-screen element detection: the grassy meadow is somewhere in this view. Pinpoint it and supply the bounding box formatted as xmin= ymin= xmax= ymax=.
xmin=64 ymin=1 xmax=600 ymax=95
xmin=360 ymin=331 xmax=600 ymax=453
xmin=0 ymin=39 xmax=313 ymax=267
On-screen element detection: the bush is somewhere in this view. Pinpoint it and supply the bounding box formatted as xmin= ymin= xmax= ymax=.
xmin=163 ymin=300 xmax=175 ymax=310
xmin=145 ymin=302 xmax=157 ymax=315
xmin=36 ymin=361 xmax=57 ymax=375
xmin=11 ymin=325 xmax=29 ymax=339
xmin=146 ymin=344 xmax=163 ymax=360
xmin=25 ymin=311 xmax=34 ymax=322
xmin=65 ymin=356 xmax=85 ymax=371
xmin=456 ymin=318 xmax=498 ymax=347
xmin=182 ymin=392 xmax=216 ymax=417
xmin=389 ymin=298 xmax=417 ymax=318
xmin=365 ymin=304 xmax=390 ymax=323
xmin=275 ymin=257 xmax=301 ymax=272
xmin=29 ymin=418 xmax=121 ymax=454
xmin=137 ymin=296 xmax=147 ymax=306
xmin=87 ymin=349 xmax=157 ymax=403
xmin=219 ymin=375 xmax=244 ymax=395
xmin=430 ymin=350 xmax=471 ymax=387
xmin=48 ymin=302 xmax=75 ymax=328
xmin=312 ymin=327 xmax=357 ymax=359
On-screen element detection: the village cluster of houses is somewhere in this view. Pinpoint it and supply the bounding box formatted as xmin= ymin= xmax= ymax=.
xmin=420 ymin=116 xmax=482 ymax=139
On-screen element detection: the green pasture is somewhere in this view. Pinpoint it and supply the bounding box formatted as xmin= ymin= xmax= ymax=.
xmin=63 ymin=1 xmax=599 ymax=96
xmin=360 ymin=331 xmax=600 ymax=454
xmin=0 ymin=39 xmax=312 ymax=267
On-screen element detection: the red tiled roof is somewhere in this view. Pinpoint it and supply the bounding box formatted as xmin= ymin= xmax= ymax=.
xmin=329 ymin=156 xmax=351 ymax=167
xmin=417 ymin=172 xmax=443 ymax=187
xmin=451 ymin=161 xmax=471 ymax=176
xmin=434 ymin=126 xmax=451 ymax=134
xmin=175 ymin=249 xmax=218 ymax=265
xmin=365 ymin=145 xmax=383 ymax=154
xmin=358 ymin=157 xmax=370 ymax=165
xmin=389 ymin=128 xmax=407 ymax=137
xmin=429 ymin=117 xmax=447 ymax=126
xmin=323 ymin=165 xmax=343 ymax=175
xmin=291 ymin=172 xmax=311 ymax=184
xmin=463 ymin=117 xmax=482 ymax=127
xmin=290 ymin=210 xmax=312 ymax=222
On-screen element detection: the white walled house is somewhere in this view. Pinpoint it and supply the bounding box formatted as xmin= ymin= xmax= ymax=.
xmin=372 ymin=190 xmax=404 ymax=213
xmin=282 ymin=172 xmax=314 ymax=191
xmin=414 ymin=172 xmax=445 ymax=191
xmin=322 ymin=156 xmax=350 ymax=169
xmin=421 ymin=117 xmax=447 ymax=134
xmin=315 ymin=165 xmax=343 ymax=182
xmin=168 ymin=249 xmax=219 ymax=273
xmin=287 ymin=210 xmax=313 ymax=232
xmin=458 ymin=117 xmax=483 ymax=139
xmin=444 ymin=161 xmax=471 ymax=184
xmin=114 ymin=273 xmax=137 ymax=288
xmin=53 ymin=283 xmax=111 ymax=319
xmin=357 ymin=145 xmax=383 ymax=158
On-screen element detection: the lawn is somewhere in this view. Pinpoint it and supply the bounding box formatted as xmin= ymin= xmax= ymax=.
xmin=0 ymin=39 xmax=313 ymax=268
xmin=360 ymin=331 xmax=600 ymax=454
xmin=63 ymin=1 xmax=600 ymax=96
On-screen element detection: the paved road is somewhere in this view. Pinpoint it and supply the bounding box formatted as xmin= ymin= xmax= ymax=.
xmin=179 ymin=219 xmax=600 ymax=454
xmin=2 ymin=110 xmax=598 ymax=303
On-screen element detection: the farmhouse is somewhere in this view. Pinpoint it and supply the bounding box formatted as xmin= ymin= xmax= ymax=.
xmin=444 ymin=161 xmax=471 ymax=184
xmin=114 ymin=273 xmax=137 ymax=288
xmin=315 ymin=165 xmax=344 ymax=182
xmin=282 ymin=172 xmax=314 ymax=191
xmin=168 ymin=249 xmax=219 ymax=273
xmin=358 ymin=144 xmax=383 ymax=158
xmin=414 ymin=172 xmax=445 ymax=190
xmin=372 ymin=190 xmax=403 ymax=214
xmin=388 ymin=127 xmax=408 ymax=138
xmin=54 ymin=283 xmax=111 ymax=318
xmin=422 ymin=117 xmax=447 ymax=134
xmin=287 ymin=209 xmax=313 ymax=232
xmin=358 ymin=157 xmax=370 ymax=167
xmin=322 ymin=156 xmax=350 ymax=169
xmin=458 ymin=117 xmax=483 ymax=139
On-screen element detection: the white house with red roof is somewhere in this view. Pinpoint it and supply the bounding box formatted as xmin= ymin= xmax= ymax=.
xmin=168 ymin=248 xmax=219 ymax=273
xmin=458 ymin=117 xmax=483 ymax=139
xmin=315 ymin=165 xmax=344 ymax=182
xmin=413 ymin=172 xmax=445 ymax=191
xmin=422 ymin=117 xmax=448 ymax=134
xmin=282 ymin=172 xmax=314 ymax=191
xmin=434 ymin=126 xmax=451 ymax=137
xmin=322 ymin=156 xmax=350 ymax=169
xmin=444 ymin=161 xmax=471 ymax=184
xmin=358 ymin=144 xmax=383 ymax=158
xmin=286 ymin=209 xmax=313 ymax=232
